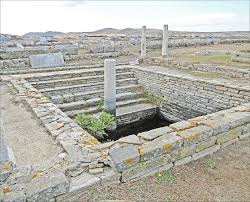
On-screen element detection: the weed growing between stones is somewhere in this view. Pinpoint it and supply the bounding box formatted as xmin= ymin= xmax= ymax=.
xmin=75 ymin=112 xmax=115 ymax=140
xmin=96 ymin=101 xmax=104 ymax=111
xmin=156 ymin=170 xmax=176 ymax=184
xmin=144 ymin=92 xmax=164 ymax=106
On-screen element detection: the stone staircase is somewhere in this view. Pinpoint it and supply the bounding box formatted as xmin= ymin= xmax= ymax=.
xmin=25 ymin=65 xmax=158 ymax=125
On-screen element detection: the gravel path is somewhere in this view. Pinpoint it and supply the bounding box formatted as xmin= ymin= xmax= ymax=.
xmin=0 ymin=84 xmax=61 ymax=167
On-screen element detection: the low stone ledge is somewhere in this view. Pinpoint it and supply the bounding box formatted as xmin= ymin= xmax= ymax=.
xmin=174 ymin=156 xmax=193 ymax=166
xmin=122 ymin=158 xmax=173 ymax=182
xmin=55 ymin=173 xmax=100 ymax=201
xmin=2 ymin=191 xmax=26 ymax=202
xmin=25 ymin=171 xmax=69 ymax=201
xmin=138 ymin=126 xmax=173 ymax=141
xmin=141 ymin=132 xmax=183 ymax=161
xmin=109 ymin=146 xmax=140 ymax=172
xmin=216 ymin=125 xmax=243 ymax=144
xmin=192 ymin=145 xmax=221 ymax=161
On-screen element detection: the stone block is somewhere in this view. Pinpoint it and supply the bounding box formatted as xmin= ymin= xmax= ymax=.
xmin=29 ymin=53 xmax=64 ymax=68
xmin=54 ymin=44 xmax=78 ymax=55
xmin=117 ymin=135 xmax=141 ymax=145
xmin=0 ymin=162 xmax=13 ymax=183
xmin=69 ymin=173 xmax=100 ymax=194
xmin=89 ymin=168 xmax=104 ymax=175
xmin=109 ymin=146 xmax=140 ymax=172
xmin=97 ymin=168 xmax=121 ymax=185
xmin=25 ymin=171 xmax=69 ymax=202
xmin=239 ymin=133 xmax=250 ymax=140
xmin=60 ymin=140 xmax=87 ymax=162
xmin=3 ymin=191 xmax=26 ymax=202
xmin=221 ymin=138 xmax=239 ymax=148
xmin=192 ymin=145 xmax=221 ymax=161
xmin=217 ymin=126 xmax=243 ymax=144
xmin=122 ymin=157 xmax=173 ymax=182
xmin=171 ymin=145 xmax=196 ymax=161
xmin=138 ymin=126 xmax=173 ymax=141
xmin=174 ymin=156 xmax=193 ymax=166
xmin=242 ymin=123 xmax=250 ymax=135
xmin=177 ymin=125 xmax=213 ymax=146
xmin=196 ymin=136 xmax=217 ymax=152
xmin=169 ymin=120 xmax=198 ymax=131
xmin=141 ymin=132 xmax=183 ymax=161
xmin=8 ymin=165 xmax=33 ymax=184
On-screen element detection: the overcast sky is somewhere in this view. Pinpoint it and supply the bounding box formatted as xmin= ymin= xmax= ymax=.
xmin=1 ymin=0 xmax=249 ymax=35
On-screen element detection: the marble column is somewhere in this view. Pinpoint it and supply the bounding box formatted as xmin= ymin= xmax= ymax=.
xmin=141 ymin=26 xmax=146 ymax=58
xmin=162 ymin=24 xmax=169 ymax=57
xmin=104 ymin=59 xmax=116 ymax=117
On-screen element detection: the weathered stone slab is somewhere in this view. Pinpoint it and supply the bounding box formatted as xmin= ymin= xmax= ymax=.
xmin=3 ymin=191 xmax=26 ymax=202
xmin=0 ymin=162 xmax=13 ymax=183
xmin=117 ymin=135 xmax=141 ymax=145
xmin=54 ymin=44 xmax=78 ymax=55
xmin=192 ymin=145 xmax=221 ymax=161
xmin=171 ymin=145 xmax=196 ymax=161
xmin=169 ymin=121 xmax=198 ymax=131
xmin=109 ymin=146 xmax=140 ymax=172
xmin=216 ymin=126 xmax=243 ymax=144
xmin=196 ymin=136 xmax=217 ymax=152
xmin=221 ymin=138 xmax=239 ymax=148
xmin=138 ymin=126 xmax=173 ymax=141
xmin=29 ymin=53 xmax=64 ymax=68
xmin=122 ymin=157 xmax=173 ymax=182
xmin=69 ymin=173 xmax=100 ymax=194
xmin=141 ymin=132 xmax=183 ymax=161
xmin=177 ymin=125 xmax=213 ymax=146
xmin=97 ymin=168 xmax=121 ymax=185
xmin=25 ymin=171 xmax=69 ymax=201
xmin=174 ymin=156 xmax=193 ymax=166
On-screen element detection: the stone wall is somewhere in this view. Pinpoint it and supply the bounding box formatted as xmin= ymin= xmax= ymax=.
xmin=2 ymin=74 xmax=249 ymax=201
xmin=114 ymin=103 xmax=250 ymax=182
xmin=146 ymin=57 xmax=250 ymax=79
xmin=132 ymin=66 xmax=250 ymax=122
xmin=146 ymin=38 xmax=250 ymax=49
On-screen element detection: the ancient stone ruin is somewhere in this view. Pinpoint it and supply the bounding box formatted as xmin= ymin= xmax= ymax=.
xmin=0 ymin=26 xmax=249 ymax=201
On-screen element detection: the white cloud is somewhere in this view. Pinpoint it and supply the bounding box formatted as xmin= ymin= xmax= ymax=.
xmin=1 ymin=1 xmax=248 ymax=35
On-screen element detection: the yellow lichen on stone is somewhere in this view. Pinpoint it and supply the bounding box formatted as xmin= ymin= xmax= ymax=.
xmin=163 ymin=144 xmax=173 ymax=150
xmin=3 ymin=187 xmax=12 ymax=193
xmin=2 ymin=162 xmax=11 ymax=172
xmin=138 ymin=147 xmax=145 ymax=156
xmin=178 ymin=121 xmax=198 ymax=131
xmin=101 ymin=155 xmax=109 ymax=160
xmin=126 ymin=159 xmax=134 ymax=164
xmin=79 ymin=137 xmax=101 ymax=146
xmin=32 ymin=170 xmax=44 ymax=179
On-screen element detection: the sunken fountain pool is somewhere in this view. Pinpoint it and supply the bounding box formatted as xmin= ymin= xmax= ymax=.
xmin=104 ymin=113 xmax=173 ymax=141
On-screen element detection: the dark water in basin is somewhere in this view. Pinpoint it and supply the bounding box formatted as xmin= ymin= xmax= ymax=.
xmin=104 ymin=114 xmax=173 ymax=142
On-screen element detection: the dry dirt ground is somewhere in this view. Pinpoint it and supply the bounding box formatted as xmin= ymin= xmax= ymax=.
xmin=0 ymin=84 xmax=61 ymax=167
xmin=81 ymin=138 xmax=250 ymax=202
xmin=70 ymin=43 xmax=250 ymax=69
xmin=145 ymin=43 xmax=250 ymax=68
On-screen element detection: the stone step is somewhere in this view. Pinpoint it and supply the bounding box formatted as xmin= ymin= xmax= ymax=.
xmin=30 ymin=72 xmax=135 ymax=89
xmin=57 ymin=92 xmax=144 ymax=111
xmin=65 ymin=98 xmax=148 ymax=117
xmin=25 ymin=66 xmax=132 ymax=82
xmin=41 ymin=78 xmax=139 ymax=96
xmin=50 ymin=84 xmax=144 ymax=104
xmin=0 ymin=61 xmax=130 ymax=75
